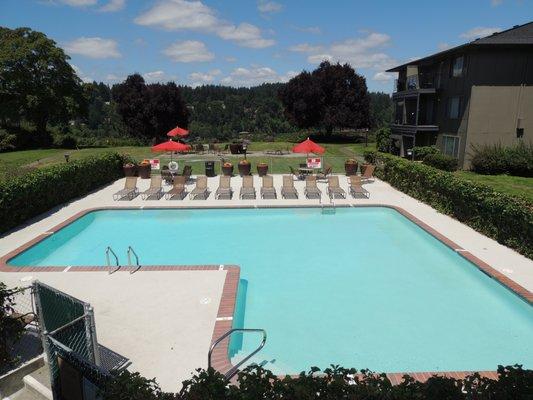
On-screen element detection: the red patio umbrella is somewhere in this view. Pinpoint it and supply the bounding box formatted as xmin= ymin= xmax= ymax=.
xmin=292 ymin=138 xmax=325 ymax=154
xmin=166 ymin=126 xmax=189 ymax=137
xmin=151 ymin=140 xmax=191 ymax=162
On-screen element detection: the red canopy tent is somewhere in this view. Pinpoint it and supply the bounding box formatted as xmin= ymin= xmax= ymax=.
xmin=292 ymin=138 xmax=325 ymax=154
xmin=166 ymin=126 xmax=189 ymax=137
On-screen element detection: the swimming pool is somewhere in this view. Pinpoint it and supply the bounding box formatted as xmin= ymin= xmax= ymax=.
xmin=7 ymin=207 xmax=533 ymax=374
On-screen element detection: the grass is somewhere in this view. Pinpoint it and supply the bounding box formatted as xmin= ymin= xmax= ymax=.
xmin=0 ymin=142 xmax=376 ymax=180
xmin=455 ymin=171 xmax=533 ymax=203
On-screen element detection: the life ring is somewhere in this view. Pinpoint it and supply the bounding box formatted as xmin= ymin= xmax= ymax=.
xmin=168 ymin=161 xmax=179 ymax=171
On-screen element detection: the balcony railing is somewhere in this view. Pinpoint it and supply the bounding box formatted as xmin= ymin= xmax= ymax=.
xmin=394 ymin=72 xmax=439 ymax=92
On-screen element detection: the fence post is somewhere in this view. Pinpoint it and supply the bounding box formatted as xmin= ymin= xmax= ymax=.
xmin=85 ymin=306 xmax=101 ymax=367
xmin=32 ymin=281 xmax=50 ymax=363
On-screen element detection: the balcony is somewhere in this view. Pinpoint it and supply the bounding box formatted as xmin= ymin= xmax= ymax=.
xmin=393 ymin=72 xmax=439 ymax=97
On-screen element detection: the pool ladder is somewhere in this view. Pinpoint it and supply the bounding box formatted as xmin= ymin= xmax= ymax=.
xmin=319 ymin=196 xmax=336 ymax=214
xmin=208 ymin=328 xmax=267 ymax=381
xmin=106 ymin=246 xmax=141 ymax=274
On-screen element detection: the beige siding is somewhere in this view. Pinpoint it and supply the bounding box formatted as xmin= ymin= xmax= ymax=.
xmin=463 ymin=85 xmax=533 ymax=168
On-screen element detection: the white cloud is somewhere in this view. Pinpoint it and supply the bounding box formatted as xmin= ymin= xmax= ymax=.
xmin=217 ymin=23 xmax=275 ymax=48
xmin=460 ymin=26 xmax=502 ymax=40
xmin=134 ymin=0 xmax=274 ymax=48
xmin=289 ymin=43 xmax=322 ymax=53
xmin=438 ymin=42 xmax=451 ymax=51
xmin=220 ymin=66 xmax=296 ymax=87
xmin=64 ymin=37 xmax=121 ymax=58
xmin=293 ymin=32 xmax=396 ymax=71
xmin=99 ymin=0 xmax=125 ymax=12
xmin=70 ymin=64 xmax=93 ymax=83
xmin=163 ymin=40 xmax=214 ymax=62
xmin=372 ymin=72 xmax=395 ymax=82
xmin=257 ymin=0 xmax=283 ymax=14
xmin=225 ymin=56 xmax=237 ymax=62
xmin=143 ymin=70 xmax=177 ymax=83
xmin=188 ymin=69 xmax=222 ymax=86
xmin=58 ymin=0 xmax=97 ymax=6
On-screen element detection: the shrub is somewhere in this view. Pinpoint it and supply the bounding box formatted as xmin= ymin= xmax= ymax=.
xmin=363 ymin=150 xmax=377 ymax=164
xmin=375 ymin=126 xmax=391 ymax=152
xmin=0 ymin=152 xmax=128 ymax=233
xmin=422 ymin=153 xmax=458 ymax=171
xmin=0 ymin=283 xmax=25 ymax=373
xmin=376 ymin=153 xmax=533 ymax=259
xmin=0 ymin=129 xmax=17 ymax=152
xmin=57 ymin=135 xmax=78 ymax=149
xmin=470 ymin=142 xmax=533 ymax=177
xmin=100 ymin=364 xmax=533 ymax=400
xmin=412 ymin=145 xmax=439 ymax=161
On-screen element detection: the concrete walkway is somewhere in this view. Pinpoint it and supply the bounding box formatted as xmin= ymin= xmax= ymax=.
xmin=1 ymin=174 xmax=532 ymax=390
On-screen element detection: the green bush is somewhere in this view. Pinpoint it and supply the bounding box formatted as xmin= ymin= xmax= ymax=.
xmin=363 ymin=150 xmax=377 ymax=164
xmin=0 ymin=129 xmax=17 ymax=152
xmin=0 ymin=283 xmax=24 ymax=373
xmin=0 ymin=152 xmax=128 ymax=233
xmin=470 ymin=142 xmax=533 ymax=177
xmin=56 ymin=135 xmax=78 ymax=149
xmin=422 ymin=153 xmax=458 ymax=171
xmin=413 ymin=145 xmax=439 ymax=161
xmin=376 ymin=153 xmax=533 ymax=259
xmin=101 ymin=364 xmax=533 ymax=400
xmin=375 ymin=126 xmax=391 ymax=152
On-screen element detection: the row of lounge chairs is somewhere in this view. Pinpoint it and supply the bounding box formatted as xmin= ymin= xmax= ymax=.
xmin=113 ymin=174 xmax=370 ymax=201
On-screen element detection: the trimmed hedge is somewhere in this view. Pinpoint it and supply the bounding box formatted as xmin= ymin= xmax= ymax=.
xmin=470 ymin=142 xmax=533 ymax=177
xmin=102 ymin=364 xmax=533 ymax=400
xmin=0 ymin=152 xmax=127 ymax=233
xmin=422 ymin=153 xmax=458 ymax=171
xmin=376 ymin=154 xmax=533 ymax=259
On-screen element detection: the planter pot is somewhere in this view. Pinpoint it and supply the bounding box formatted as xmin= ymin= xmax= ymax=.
xmin=360 ymin=163 xmax=370 ymax=175
xmin=257 ymin=164 xmax=268 ymax=177
xmin=222 ymin=165 xmax=234 ymax=176
xmin=138 ymin=164 xmax=151 ymax=179
xmin=344 ymin=162 xmax=358 ymax=176
xmin=238 ymin=163 xmax=251 ymax=176
xmin=123 ymin=164 xmax=136 ymax=177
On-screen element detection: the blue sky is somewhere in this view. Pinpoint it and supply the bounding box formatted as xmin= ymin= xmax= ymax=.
xmin=1 ymin=0 xmax=531 ymax=91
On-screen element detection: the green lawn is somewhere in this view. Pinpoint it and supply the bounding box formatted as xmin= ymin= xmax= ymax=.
xmin=455 ymin=171 xmax=533 ymax=203
xmin=0 ymin=142 xmax=375 ymax=180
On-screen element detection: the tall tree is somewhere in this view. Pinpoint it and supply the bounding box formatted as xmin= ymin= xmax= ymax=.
xmin=279 ymin=61 xmax=371 ymax=135
xmin=0 ymin=27 xmax=85 ymax=141
xmin=112 ymin=74 xmax=189 ymax=139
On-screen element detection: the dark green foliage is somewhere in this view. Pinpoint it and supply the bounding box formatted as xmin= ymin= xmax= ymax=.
xmin=0 ymin=282 xmax=24 ymax=372
xmin=369 ymin=92 xmax=393 ymax=128
xmin=111 ymin=74 xmax=189 ymax=139
xmin=279 ymin=61 xmax=371 ymax=135
xmin=364 ymin=150 xmax=378 ymax=164
xmin=56 ymin=135 xmax=78 ymax=149
xmin=101 ymin=364 xmax=533 ymax=400
xmin=412 ymin=145 xmax=439 ymax=161
xmin=470 ymin=142 xmax=533 ymax=177
xmin=0 ymin=27 xmax=85 ymax=138
xmin=0 ymin=128 xmax=17 ymax=151
xmin=422 ymin=153 xmax=458 ymax=171
xmin=375 ymin=126 xmax=391 ymax=152
xmin=376 ymin=154 xmax=533 ymax=259
xmin=0 ymin=152 xmax=128 ymax=233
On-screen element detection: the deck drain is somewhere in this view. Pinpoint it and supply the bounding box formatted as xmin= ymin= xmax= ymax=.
xmin=200 ymin=297 xmax=211 ymax=305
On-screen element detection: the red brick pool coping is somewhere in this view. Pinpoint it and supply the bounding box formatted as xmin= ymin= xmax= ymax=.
xmin=0 ymin=205 xmax=530 ymax=383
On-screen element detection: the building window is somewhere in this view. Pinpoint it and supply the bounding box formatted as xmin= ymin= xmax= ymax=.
xmin=451 ymin=55 xmax=464 ymax=77
xmin=448 ymin=97 xmax=461 ymax=119
xmin=516 ymin=128 xmax=524 ymax=138
xmin=442 ymin=135 xmax=460 ymax=158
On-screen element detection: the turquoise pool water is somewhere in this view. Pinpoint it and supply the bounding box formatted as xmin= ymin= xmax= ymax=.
xmin=9 ymin=208 xmax=533 ymax=374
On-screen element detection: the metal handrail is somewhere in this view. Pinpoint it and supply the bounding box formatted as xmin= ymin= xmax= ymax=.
xmin=106 ymin=247 xmax=120 ymax=274
xmin=127 ymin=246 xmax=141 ymax=274
xmin=208 ymin=328 xmax=267 ymax=380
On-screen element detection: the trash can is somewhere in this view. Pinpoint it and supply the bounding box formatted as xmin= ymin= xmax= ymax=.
xmin=205 ymin=161 xmax=215 ymax=177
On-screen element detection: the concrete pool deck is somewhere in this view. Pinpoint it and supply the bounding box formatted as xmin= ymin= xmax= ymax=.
xmin=0 ymin=174 xmax=532 ymax=389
